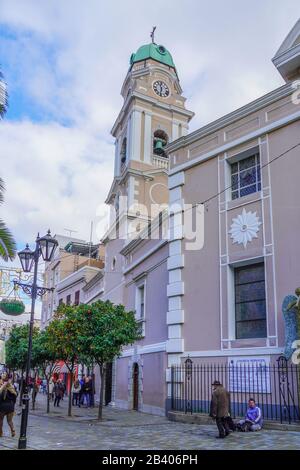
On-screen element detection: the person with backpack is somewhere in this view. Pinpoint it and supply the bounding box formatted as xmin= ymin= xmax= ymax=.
xmin=0 ymin=377 xmax=17 ymax=437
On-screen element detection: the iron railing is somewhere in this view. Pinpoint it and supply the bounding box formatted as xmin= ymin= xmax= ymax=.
xmin=171 ymin=356 xmax=300 ymax=424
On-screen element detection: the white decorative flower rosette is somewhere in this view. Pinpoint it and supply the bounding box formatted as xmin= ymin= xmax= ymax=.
xmin=229 ymin=208 xmax=262 ymax=248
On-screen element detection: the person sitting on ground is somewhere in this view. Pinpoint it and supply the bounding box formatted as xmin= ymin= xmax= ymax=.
xmin=237 ymin=398 xmax=263 ymax=432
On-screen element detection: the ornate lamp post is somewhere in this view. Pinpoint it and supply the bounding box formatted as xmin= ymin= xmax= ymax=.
xmin=15 ymin=230 xmax=58 ymax=450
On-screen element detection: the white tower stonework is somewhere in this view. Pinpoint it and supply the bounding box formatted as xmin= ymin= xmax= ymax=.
xmin=102 ymin=41 xmax=193 ymax=306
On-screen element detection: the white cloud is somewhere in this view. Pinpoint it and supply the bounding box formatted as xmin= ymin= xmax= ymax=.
xmin=0 ymin=120 xmax=113 ymax=244
xmin=0 ymin=0 xmax=299 ymax=251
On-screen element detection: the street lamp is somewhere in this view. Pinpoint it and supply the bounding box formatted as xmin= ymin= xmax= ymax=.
xmin=18 ymin=244 xmax=35 ymax=273
xmin=15 ymin=230 xmax=58 ymax=450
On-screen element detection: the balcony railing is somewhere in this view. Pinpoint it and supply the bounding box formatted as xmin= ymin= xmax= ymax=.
xmin=152 ymin=154 xmax=169 ymax=170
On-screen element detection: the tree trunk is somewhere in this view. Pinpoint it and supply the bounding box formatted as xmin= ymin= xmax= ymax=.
xmin=97 ymin=363 xmax=105 ymax=420
xmin=68 ymin=366 xmax=74 ymax=417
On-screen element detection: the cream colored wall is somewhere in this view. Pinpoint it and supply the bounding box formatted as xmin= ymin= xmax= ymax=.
xmin=176 ymin=101 xmax=300 ymax=356
xmin=169 ymin=90 xmax=299 ymax=171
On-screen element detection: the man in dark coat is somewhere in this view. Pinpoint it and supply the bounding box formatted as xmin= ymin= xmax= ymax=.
xmin=80 ymin=377 xmax=93 ymax=407
xmin=53 ymin=379 xmax=64 ymax=407
xmin=0 ymin=379 xmax=17 ymax=437
xmin=209 ymin=380 xmax=231 ymax=438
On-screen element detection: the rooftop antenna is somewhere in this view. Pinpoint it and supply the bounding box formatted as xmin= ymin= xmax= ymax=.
xmin=150 ymin=26 xmax=156 ymax=44
xmin=64 ymin=228 xmax=78 ymax=237
xmin=88 ymin=221 xmax=93 ymax=265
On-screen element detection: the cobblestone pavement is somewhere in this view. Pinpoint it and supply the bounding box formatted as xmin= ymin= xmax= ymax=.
xmin=0 ymin=394 xmax=299 ymax=450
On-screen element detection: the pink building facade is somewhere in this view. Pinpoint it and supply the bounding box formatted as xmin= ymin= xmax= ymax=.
xmin=104 ymin=20 xmax=300 ymax=416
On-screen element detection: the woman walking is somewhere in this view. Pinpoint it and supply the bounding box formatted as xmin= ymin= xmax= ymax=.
xmin=0 ymin=376 xmax=17 ymax=437
xmin=72 ymin=379 xmax=81 ymax=406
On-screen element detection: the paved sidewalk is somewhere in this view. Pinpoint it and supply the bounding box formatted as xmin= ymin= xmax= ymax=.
xmin=0 ymin=393 xmax=299 ymax=450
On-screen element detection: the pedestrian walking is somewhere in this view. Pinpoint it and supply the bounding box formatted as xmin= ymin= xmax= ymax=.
xmin=49 ymin=377 xmax=54 ymax=401
xmin=78 ymin=375 xmax=85 ymax=405
xmin=53 ymin=379 xmax=64 ymax=407
xmin=32 ymin=380 xmax=40 ymax=409
xmin=42 ymin=378 xmax=47 ymax=395
xmin=209 ymin=380 xmax=231 ymax=439
xmin=0 ymin=377 xmax=17 ymax=437
xmin=61 ymin=380 xmax=66 ymax=400
xmin=72 ymin=379 xmax=81 ymax=406
xmin=87 ymin=376 xmax=94 ymax=408
xmin=79 ymin=377 xmax=92 ymax=408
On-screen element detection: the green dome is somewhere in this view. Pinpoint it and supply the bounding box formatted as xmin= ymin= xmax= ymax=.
xmin=130 ymin=43 xmax=176 ymax=70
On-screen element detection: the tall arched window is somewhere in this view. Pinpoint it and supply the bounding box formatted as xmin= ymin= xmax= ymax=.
xmin=153 ymin=130 xmax=168 ymax=157
xmin=120 ymin=137 xmax=127 ymax=164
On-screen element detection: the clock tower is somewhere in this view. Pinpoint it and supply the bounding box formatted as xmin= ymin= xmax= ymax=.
xmin=102 ymin=38 xmax=194 ymax=303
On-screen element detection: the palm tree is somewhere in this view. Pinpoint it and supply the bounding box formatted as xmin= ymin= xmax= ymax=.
xmin=0 ymin=70 xmax=8 ymax=118
xmin=0 ymin=69 xmax=16 ymax=261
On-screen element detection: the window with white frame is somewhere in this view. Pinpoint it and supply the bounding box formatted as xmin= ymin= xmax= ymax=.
xmin=231 ymin=151 xmax=261 ymax=200
xmin=136 ymin=284 xmax=145 ymax=320
xmin=135 ymin=282 xmax=146 ymax=336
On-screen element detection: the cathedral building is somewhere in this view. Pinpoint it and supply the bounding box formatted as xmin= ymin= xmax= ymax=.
xmin=101 ymin=20 xmax=300 ymax=416
xmin=40 ymin=21 xmax=300 ymax=417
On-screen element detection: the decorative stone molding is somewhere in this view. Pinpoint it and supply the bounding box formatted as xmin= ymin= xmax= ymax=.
xmin=229 ymin=208 xmax=262 ymax=248
xmin=166 ymin=338 xmax=184 ymax=353
xmin=168 ymin=171 xmax=185 ymax=189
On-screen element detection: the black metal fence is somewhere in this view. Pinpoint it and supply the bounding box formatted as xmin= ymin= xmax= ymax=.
xmin=171 ymin=356 xmax=300 ymax=424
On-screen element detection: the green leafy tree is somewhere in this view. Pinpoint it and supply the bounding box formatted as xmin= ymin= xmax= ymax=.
xmin=0 ymin=71 xmax=16 ymax=261
xmin=32 ymin=329 xmax=60 ymax=413
xmin=77 ymin=300 xmax=141 ymax=420
xmin=46 ymin=304 xmax=84 ymax=417
xmin=5 ymin=324 xmax=39 ymax=371
xmin=5 ymin=324 xmax=39 ymax=403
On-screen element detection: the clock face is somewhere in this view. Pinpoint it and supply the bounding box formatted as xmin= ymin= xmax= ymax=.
xmin=153 ymin=80 xmax=170 ymax=98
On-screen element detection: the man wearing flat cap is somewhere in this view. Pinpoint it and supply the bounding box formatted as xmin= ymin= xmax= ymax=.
xmin=209 ymin=380 xmax=231 ymax=438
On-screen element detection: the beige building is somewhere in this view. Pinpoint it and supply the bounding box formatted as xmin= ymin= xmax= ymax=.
xmin=41 ymin=235 xmax=104 ymax=328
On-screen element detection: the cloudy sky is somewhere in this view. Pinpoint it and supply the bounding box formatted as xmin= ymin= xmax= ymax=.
xmin=0 ymin=0 xmax=299 ymax=253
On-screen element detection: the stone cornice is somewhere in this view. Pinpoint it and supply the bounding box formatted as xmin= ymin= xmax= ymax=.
xmin=166 ymin=82 xmax=294 ymax=153
xmin=56 ymin=266 xmax=101 ymax=293
xmin=82 ymin=269 xmax=104 ymax=292
xmin=101 ymin=210 xmax=151 ymax=245
xmin=121 ymin=63 xmax=181 ymax=97
xmin=104 ymin=177 xmax=121 ymax=205
xmin=169 ymin=107 xmax=300 ymax=176
xmin=105 ymin=167 xmax=162 ymax=205
xmin=123 ymin=240 xmax=168 ymax=276
xmin=111 ymin=91 xmax=194 ymax=137
xmin=120 ymin=209 xmax=168 ymax=256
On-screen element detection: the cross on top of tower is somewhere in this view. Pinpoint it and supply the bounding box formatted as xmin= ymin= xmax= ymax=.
xmin=150 ymin=26 xmax=157 ymax=44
